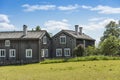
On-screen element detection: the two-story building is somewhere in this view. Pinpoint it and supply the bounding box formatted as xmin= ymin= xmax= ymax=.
xmin=0 ymin=25 xmax=51 ymax=64
xmin=52 ymin=25 xmax=95 ymax=58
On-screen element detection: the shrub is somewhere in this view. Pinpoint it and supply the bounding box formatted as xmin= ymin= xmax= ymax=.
xmin=73 ymin=44 xmax=84 ymax=57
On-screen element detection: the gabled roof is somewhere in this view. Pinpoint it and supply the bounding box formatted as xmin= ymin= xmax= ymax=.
xmin=0 ymin=30 xmax=47 ymax=40
xmin=53 ymin=30 xmax=95 ymax=41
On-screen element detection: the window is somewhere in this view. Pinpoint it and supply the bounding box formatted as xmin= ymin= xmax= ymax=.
xmin=60 ymin=36 xmax=66 ymax=44
xmin=0 ymin=49 xmax=6 ymax=57
xmin=56 ymin=49 xmax=62 ymax=57
xmin=43 ymin=36 xmax=47 ymax=44
xmin=64 ymin=48 xmax=70 ymax=56
xmin=41 ymin=49 xmax=48 ymax=57
xmin=26 ymin=49 xmax=32 ymax=58
xmin=9 ymin=49 xmax=16 ymax=57
xmin=5 ymin=40 xmax=10 ymax=47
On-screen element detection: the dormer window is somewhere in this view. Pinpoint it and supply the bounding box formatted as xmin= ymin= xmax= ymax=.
xmin=60 ymin=36 xmax=66 ymax=44
xmin=43 ymin=36 xmax=47 ymax=44
xmin=5 ymin=40 xmax=10 ymax=47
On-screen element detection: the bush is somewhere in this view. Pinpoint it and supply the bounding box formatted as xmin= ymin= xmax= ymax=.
xmin=41 ymin=56 xmax=120 ymax=64
xmin=73 ymin=45 xmax=84 ymax=57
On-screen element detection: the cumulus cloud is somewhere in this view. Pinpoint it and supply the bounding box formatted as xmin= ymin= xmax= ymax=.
xmin=22 ymin=4 xmax=56 ymax=12
xmin=81 ymin=18 xmax=118 ymax=45
xmin=88 ymin=17 xmax=106 ymax=22
xmin=82 ymin=5 xmax=120 ymax=14
xmin=83 ymin=18 xmax=118 ymax=31
xmin=22 ymin=3 xmax=120 ymax=14
xmin=58 ymin=4 xmax=80 ymax=10
xmin=0 ymin=14 xmax=15 ymax=30
xmin=42 ymin=19 xmax=70 ymax=32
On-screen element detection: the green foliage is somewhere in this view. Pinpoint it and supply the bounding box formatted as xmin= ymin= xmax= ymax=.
xmin=41 ymin=56 xmax=120 ymax=64
xmin=73 ymin=45 xmax=84 ymax=57
xmin=85 ymin=46 xmax=96 ymax=56
xmin=100 ymin=21 xmax=120 ymax=41
xmin=35 ymin=25 xmax=41 ymax=31
xmin=100 ymin=35 xmax=119 ymax=56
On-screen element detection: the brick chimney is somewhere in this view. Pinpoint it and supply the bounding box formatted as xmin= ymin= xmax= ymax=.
xmin=75 ymin=25 xmax=79 ymax=35
xmin=79 ymin=27 xmax=83 ymax=35
xmin=23 ymin=25 xmax=27 ymax=36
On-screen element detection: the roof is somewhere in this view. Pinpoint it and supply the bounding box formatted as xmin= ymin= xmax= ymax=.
xmin=53 ymin=30 xmax=95 ymax=41
xmin=0 ymin=30 xmax=46 ymax=40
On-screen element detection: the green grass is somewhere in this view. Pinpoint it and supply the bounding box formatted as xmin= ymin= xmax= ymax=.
xmin=0 ymin=60 xmax=120 ymax=80
xmin=41 ymin=56 xmax=120 ymax=64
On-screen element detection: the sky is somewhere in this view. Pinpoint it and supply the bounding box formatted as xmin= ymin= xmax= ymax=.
xmin=0 ymin=0 xmax=120 ymax=45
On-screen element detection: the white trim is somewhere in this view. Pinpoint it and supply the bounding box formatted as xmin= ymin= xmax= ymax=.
xmin=64 ymin=48 xmax=70 ymax=56
xmin=5 ymin=40 xmax=10 ymax=47
xmin=41 ymin=49 xmax=48 ymax=57
xmin=26 ymin=49 xmax=32 ymax=58
xmin=56 ymin=49 xmax=62 ymax=57
xmin=60 ymin=36 xmax=66 ymax=44
xmin=9 ymin=49 xmax=16 ymax=57
xmin=43 ymin=36 xmax=47 ymax=44
xmin=0 ymin=49 xmax=6 ymax=57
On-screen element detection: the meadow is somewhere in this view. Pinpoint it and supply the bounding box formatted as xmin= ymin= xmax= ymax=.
xmin=0 ymin=60 xmax=120 ymax=80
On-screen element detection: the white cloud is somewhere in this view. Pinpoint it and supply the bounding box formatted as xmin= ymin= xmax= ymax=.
xmin=81 ymin=5 xmax=92 ymax=9
xmin=58 ymin=4 xmax=79 ymax=10
xmin=88 ymin=17 xmax=105 ymax=22
xmin=43 ymin=19 xmax=70 ymax=33
xmin=91 ymin=5 xmax=120 ymax=14
xmin=84 ymin=18 xmax=117 ymax=31
xmin=82 ymin=5 xmax=120 ymax=14
xmin=81 ymin=18 xmax=118 ymax=46
xmin=0 ymin=14 xmax=15 ymax=30
xmin=22 ymin=4 xmax=56 ymax=12
xmin=0 ymin=14 xmax=10 ymax=23
xmin=22 ymin=4 xmax=120 ymax=14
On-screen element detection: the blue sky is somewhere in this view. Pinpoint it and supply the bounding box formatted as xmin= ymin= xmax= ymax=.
xmin=0 ymin=0 xmax=120 ymax=45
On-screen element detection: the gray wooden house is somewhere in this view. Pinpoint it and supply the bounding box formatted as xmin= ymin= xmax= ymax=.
xmin=52 ymin=25 xmax=95 ymax=58
xmin=0 ymin=25 xmax=51 ymax=65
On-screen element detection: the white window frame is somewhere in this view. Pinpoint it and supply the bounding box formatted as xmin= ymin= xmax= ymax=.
xmin=0 ymin=49 xmax=6 ymax=57
xmin=41 ymin=49 xmax=48 ymax=57
xmin=64 ymin=48 xmax=70 ymax=56
xmin=43 ymin=36 xmax=47 ymax=44
xmin=9 ymin=49 xmax=16 ymax=57
xmin=26 ymin=49 xmax=32 ymax=58
xmin=5 ymin=40 xmax=10 ymax=47
xmin=60 ymin=36 xmax=66 ymax=44
xmin=56 ymin=49 xmax=62 ymax=57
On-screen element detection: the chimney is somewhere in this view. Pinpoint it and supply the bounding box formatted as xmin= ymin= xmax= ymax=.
xmin=23 ymin=25 xmax=27 ymax=36
xmin=75 ymin=25 xmax=79 ymax=35
xmin=79 ymin=27 xmax=83 ymax=35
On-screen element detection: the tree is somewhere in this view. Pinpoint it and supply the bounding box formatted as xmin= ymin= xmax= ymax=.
xmin=100 ymin=21 xmax=120 ymax=42
xmin=85 ymin=46 xmax=96 ymax=56
xmin=35 ymin=25 xmax=41 ymax=31
xmin=73 ymin=45 xmax=84 ymax=57
xmin=100 ymin=35 xmax=119 ymax=56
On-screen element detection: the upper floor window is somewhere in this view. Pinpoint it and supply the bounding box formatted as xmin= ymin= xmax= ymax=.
xmin=64 ymin=48 xmax=70 ymax=56
xmin=56 ymin=49 xmax=62 ymax=57
xmin=41 ymin=49 xmax=48 ymax=57
xmin=0 ymin=49 xmax=6 ymax=57
xmin=43 ymin=36 xmax=47 ymax=44
xmin=5 ymin=40 xmax=10 ymax=47
xmin=9 ymin=49 xmax=16 ymax=57
xmin=60 ymin=36 xmax=66 ymax=44
xmin=26 ymin=49 xmax=32 ymax=58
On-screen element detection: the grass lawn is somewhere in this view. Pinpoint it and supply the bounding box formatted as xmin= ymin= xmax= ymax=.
xmin=0 ymin=60 xmax=120 ymax=80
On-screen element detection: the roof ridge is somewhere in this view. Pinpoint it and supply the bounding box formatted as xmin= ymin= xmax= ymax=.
xmin=0 ymin=30 xmax=46 ymax=33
